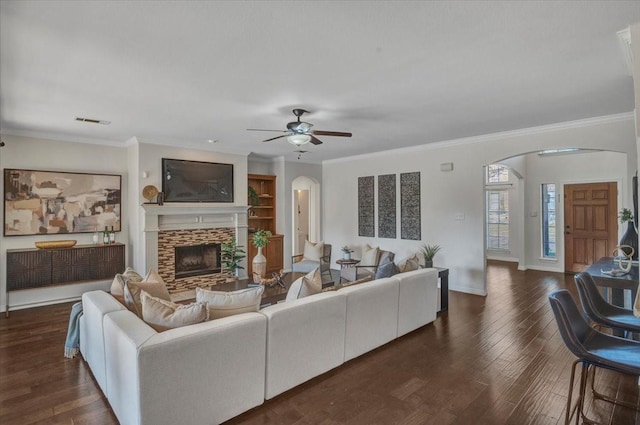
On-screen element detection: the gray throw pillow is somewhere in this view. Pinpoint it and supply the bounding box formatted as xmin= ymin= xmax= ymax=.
xmin=375 ymin=260 xmax=398 ymax=279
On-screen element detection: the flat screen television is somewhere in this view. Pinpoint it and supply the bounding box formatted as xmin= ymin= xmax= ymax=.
xmin=161 ymin=158 xmax=234 ymax=203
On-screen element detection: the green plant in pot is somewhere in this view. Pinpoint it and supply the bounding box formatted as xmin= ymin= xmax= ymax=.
xmin=420 ymin=243 xmax=441 ymax=268
xmin=618 ymin=208 xmax=638 ymax=260
xmin=221 ymin=237 xmax=246 ymax=279
xmin=341 ymin=245 xmax=354 ymax=260
xmin=251 ymin=229 xmax=272 ymax=283
xmin=248 ymin=186 xmax=260 ymax=205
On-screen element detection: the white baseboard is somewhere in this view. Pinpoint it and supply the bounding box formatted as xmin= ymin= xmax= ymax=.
xmin=2 ymin=295 xmax=82 ymax=313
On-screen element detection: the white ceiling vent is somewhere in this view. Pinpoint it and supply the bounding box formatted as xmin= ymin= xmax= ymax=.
xmin=75 ymin=117 xmax=111 ymax=125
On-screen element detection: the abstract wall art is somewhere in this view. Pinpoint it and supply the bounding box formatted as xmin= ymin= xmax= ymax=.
xmin=358 ymin=176 xmax=375 ymax=237
xmin=400 ymin=172 xmax=421 ymax=240
xmin=4 ymin=169 xmax=122 ymax=236
xmin=378 ymin=174 xmax=396 ymax=238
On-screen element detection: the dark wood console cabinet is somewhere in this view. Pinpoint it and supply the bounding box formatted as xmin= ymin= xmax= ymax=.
xmin=6 ymin=243 xmax=125 ymax=291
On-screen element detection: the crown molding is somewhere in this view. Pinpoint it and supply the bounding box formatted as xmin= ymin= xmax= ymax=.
xmin=0 ymin=128 xmax=126 ymax=147
xmin=323 ymin=112 xmax=635 ymax=165
xmin=617 ymin=27 xmax=633 ymax=76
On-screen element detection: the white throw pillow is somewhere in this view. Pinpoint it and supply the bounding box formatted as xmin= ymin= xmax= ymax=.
xmin=286 ymin=267 xmax=322 ymax=301
xmin=141 ymin=290 xmax=208 ymax=332
xmin=397 ymin=254 xmax=420 ymax=273
xmin=196 ymin=286 xmax=265 ymax=319
xmin=122 ymin=272 xmax=172 ymax=317
xmin=303 ymin=240 xmax=324 ymax=261
xmin=361 ymin=244 xmax=379 ymax=266
xmin=110 ymin=267 xmax=143 ymax=297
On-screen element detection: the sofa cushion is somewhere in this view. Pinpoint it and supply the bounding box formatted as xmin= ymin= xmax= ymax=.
xmin=122 ymin=274 xmax=172 ymax=317
xmin=196 ymin=286 xmax=264 ymax=319
xmin=361 ymin=244 xmax=379 ymax=266
xmin=140 ymin=291 xmax=209 ymax=332
xmin=110 ymin=267 xmax=143 ymax=297
xmin=397 ymin=254 xmax=420 ymax=273
xmin=375 ymin=259 xmax=398 ymax=279
xmin=303 ymin=240 xmax=324 ymax=261
xmin=286 ymin=267 xmax=322 ymax=301
xmin=291 ymin=259 xmax=320 ymax=274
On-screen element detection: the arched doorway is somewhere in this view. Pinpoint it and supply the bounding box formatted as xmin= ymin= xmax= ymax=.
xmin=291 ymin=176 xmax=321 ymax=255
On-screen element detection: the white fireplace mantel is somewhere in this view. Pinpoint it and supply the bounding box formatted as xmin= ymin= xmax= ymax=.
xmin=141 ymin=203 xmax=250 ymax=278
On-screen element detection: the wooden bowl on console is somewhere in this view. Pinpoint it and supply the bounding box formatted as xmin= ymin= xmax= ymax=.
xmin=35 ymin=240 xmax=77 ymax=249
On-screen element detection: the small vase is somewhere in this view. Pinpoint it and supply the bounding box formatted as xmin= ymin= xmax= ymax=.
xmin=343 ymin=252 xmax=351 ymax=260
xmin=619 ymin=221 xmax=639 ymax=261
xmin=424 ymin=260 xmax=433 ymax=268
xmin=252 ymin=246 xmax=267 ymax=283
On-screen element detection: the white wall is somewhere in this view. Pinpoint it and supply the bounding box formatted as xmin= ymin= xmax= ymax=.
xmin=0 ymin=135 xmax=128 ymax=311
xmin=322 ymin=115 xmax=637 ymax=296
xmin=523 ymin=150 xmax=629 ymax=272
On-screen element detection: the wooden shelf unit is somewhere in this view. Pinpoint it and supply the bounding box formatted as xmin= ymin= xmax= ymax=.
xmin=248 ymin=174 xmax=277 ymax=234
xmin=247 ymin=173 xmax=283 ymax=276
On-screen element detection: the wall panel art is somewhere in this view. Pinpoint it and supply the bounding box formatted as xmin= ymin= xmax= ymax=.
xmin=401 ymin=172 xmax=421 ymax=240
xmin=378 ymin=174 xmax=396 ymax=238
xmin=358 ymin=176 xmax=375 ymax=237
xmin=4 ymin=169 xmax=122 ymax=236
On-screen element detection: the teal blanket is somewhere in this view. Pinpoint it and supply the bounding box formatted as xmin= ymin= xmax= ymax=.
xmin=64 ymin=301 xmax=83 ymax=358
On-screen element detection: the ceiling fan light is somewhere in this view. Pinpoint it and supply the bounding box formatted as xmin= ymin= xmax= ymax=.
xmin=287 ymin=134 xmax=311 ymax=146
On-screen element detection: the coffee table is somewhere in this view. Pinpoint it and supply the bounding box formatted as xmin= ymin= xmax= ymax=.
xmin=174 ymin=272 xmax=334 ymax=307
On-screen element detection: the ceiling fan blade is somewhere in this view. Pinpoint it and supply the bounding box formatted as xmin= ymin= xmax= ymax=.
xmin=309 ymin=135 xmax=323 ymax=145
xmin=312 ymin=130 xmax=352 ymax=137
xmin=262 ymin=134 xmax=288 ymax=142
xmin=247 ymin=128 xmax=287 ymax=132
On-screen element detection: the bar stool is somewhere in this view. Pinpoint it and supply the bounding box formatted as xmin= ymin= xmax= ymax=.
xmin=548 ymin=290 xmax=640 ymax=425
xmin=574 ymin=272 xmax=640 ymax=337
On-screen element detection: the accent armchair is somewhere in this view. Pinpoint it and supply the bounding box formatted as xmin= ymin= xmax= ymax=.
xmin=292 ymin=243 xmax=332 ymax=282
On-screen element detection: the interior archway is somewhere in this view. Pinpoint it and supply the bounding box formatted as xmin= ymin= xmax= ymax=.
xmin=291 ymin=176 xmax=321 ymax=255
xmin=482 ymin=148 xmax=630 ymax=296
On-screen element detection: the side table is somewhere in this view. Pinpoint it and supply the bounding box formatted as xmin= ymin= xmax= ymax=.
xmin=435 ymin=267 xmax=449 ymax=314
xmin=336 ymin=258 xmax=360 ymax=283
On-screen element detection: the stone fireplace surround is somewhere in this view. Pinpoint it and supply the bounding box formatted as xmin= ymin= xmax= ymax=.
xmin=142 ymin=204 xmax=249 ymax=293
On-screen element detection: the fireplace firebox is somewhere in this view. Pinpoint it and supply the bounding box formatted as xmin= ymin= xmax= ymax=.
xmin=175 ymin=243 xmax=221 ymax=279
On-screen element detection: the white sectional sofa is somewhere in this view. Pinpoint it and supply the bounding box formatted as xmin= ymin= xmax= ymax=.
xmin=79 ymin=267 xmax=439 ymax=425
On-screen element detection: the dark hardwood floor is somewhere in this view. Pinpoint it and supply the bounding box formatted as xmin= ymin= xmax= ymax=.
xmin=1 ymin=261 xmax=638 ymax=424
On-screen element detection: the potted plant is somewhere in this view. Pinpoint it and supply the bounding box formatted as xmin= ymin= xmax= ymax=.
xmin=248 ymin=186 xmax=260 ymax=206
xmin=221 ymin=237 xmax=246 ymax=280
xmin=420 ymin=243 xmax=441 ymax=268
xmin=251 ymin=229 xmax=272 ymax=282
xmin=341 ymin=245 xmax=354 ymax=260
xmin=618 ymin=208 xmax=638 ymax=260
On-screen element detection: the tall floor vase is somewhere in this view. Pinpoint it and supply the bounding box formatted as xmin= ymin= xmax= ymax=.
xmin=619 ymin=221 xmax=639 ymax=261
xmin=252 ymin=246 xmax=267 ymax=283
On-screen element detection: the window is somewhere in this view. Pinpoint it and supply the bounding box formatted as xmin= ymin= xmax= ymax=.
xmin=487 ymin=190 xmax=509 ymax=250
xmin=542 ymin=184 xmax=556 ymax=258
xmin=487 ymin=164 xmax=509 ymax=183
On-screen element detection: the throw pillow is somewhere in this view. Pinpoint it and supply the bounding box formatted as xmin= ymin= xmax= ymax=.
xmin=286 ymin=267 xmax=322 ymax=301
xmin=375 ymin=259 xmax=399 ymax=279
xmin=303 ymin=240 xmax=324 ymax=261
xmin=122 ymin=273 xmax=172 ymax=317
xmin=141 ymin=290 xmax=208 ymax=332
xmin=361 ymin=244 xmax=379 ymax=266
xmin=397 ymin=254 xmax=420 ymax=273
xmin=195 ymin=286 xmax=265 ymax=319
xmin=110 ymin=267 xmax=143 ymax=297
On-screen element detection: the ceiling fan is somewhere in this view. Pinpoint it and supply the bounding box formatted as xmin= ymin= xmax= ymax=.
xmin=247 ymin=109 xmax=352 ymax=146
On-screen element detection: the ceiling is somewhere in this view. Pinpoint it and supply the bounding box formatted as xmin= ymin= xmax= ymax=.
xmin=1 ymin=1 xmax=639 ymax=163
